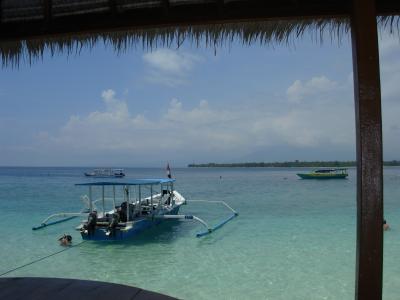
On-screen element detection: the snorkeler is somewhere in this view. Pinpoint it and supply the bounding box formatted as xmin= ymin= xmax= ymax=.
xmin=58 ymin=234 xmax=72 ymax=246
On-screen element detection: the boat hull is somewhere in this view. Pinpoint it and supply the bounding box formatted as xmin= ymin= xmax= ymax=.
xmin=297 ymin=173 xmax=348 ymax=179
xmin=81 ymin=206 xmax=181 ymax=241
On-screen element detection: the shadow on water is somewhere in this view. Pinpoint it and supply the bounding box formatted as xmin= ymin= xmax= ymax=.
xmin=85 ymin=216 xmax=239 ymax=249
xmin=87 ymin=220 xmax=191 ymax=247
xmin=196 ymin=225 xmax=237 ymax=246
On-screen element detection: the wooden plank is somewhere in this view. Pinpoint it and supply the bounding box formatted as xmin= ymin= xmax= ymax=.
xmin=0 ymin=277 xmax=176 ymax=300
xmin=135 ymin=290 xmax=177 ymax=300
xmin=0 ymin=277 xmax=50 ymax=299
xmin=0 ymin=0 xmax=399 ymax=42
xmin=377 ymin=0 xmax=400 ymax=15
xmin=350 ymin=0 xmax=384 ymax=299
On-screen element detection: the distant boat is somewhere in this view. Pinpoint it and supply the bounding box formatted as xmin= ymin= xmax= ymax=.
xmin=84 ymin=168 xmax=125 ymax=178
xmin=297 ymin=168 xmax=348 ymax=179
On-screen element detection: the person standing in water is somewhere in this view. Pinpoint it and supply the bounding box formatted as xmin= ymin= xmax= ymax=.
xmin=383 ymin=219 xmax=390 ymax=231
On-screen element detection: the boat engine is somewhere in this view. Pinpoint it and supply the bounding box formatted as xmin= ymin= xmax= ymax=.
xmin=106 ymin=212 xmax=120 ymax=237
xmin=82 ymin=211 xmax=97 ymax=236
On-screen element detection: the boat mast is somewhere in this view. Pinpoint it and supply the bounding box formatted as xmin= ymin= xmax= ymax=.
xmin=171 ymin=182 xmax=175 ymax=205
xmin=136 ymin=185 xmax=142 ymax=216
xmin=160 ymin=184 xmax=163 ymax=207
xmin=89 ymin=186 xmax=93 ymax=212
xmin=150 ymin=185 xmax=153 ymax=208
xmin=126 ymin=186 xmax=130 ymax=222
xmin=102 ymin=185 xmax=105 ymax=217
xmin=113 ymin=185 xmax=116 ymax=209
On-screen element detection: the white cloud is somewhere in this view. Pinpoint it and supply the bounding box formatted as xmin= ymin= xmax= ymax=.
xmin=143 ymin=49 xmax=201 ymax=87
xmin=347 ymin=72 xmax=354 ymax=85
xmin=62 ymin=89 xmax=130 ymax=131
xmin=143 ymin=49 xmax=199 ymax=74
xmin=286 ymin=76 xmax=337 ymax=103
xmin=378 ymin=34 xmax=400 ymax=102
xmin=34 ymin=85 xmax=358 ymax=165
xmin=378 ymin=35 xmax=400 ymax=159
xmin=379 ymin=33 xmax=400 ymax=57
xmin=6 ymin=37 xmax=400 ymax=166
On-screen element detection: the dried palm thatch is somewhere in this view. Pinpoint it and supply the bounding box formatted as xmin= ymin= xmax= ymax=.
xmin=0 ymin=0 xmax=399 ymax=67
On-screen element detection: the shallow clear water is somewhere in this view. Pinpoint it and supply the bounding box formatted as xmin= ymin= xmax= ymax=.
xmin=0 ymin=167 xmax=399 ymax=299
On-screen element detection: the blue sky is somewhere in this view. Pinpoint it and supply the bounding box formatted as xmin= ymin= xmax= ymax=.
xmin=1 ymin=32 xmax=399 ymax=167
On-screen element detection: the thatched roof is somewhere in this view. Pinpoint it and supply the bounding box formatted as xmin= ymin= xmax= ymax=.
xmin=1 ymin=0 xmax=399 ymax=66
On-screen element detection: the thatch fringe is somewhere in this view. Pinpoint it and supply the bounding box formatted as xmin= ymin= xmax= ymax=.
xmin=1 ymin=16 xmax=399 ymax=67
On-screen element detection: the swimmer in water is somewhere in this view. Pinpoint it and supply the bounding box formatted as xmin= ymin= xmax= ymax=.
xmin=58 ymin=234 xmax=72 ymax=246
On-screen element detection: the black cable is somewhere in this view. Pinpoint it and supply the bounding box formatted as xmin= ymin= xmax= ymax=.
xmin=0 ymin=241 xmax=86 ymax=277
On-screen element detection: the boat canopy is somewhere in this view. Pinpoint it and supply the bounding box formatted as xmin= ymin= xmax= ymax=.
xmin=314 ymin=168 xmax=348 ymax=173
xmin=75 ymin=179 xmax=175 ymax=186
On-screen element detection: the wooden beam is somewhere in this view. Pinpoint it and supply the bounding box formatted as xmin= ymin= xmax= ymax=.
xmin=109 ymin=0 xmax=117 ymax=16
xmin=216 ymin=0 xmax=224 ymax=17
xmin=377 ymin=0 xmax=400 ymax=15
xmin=351 ymin=0 xmax=384 ymax=299
xmin=0 ymin=0 xmax=399 ymax=42
xmin=43 ymin=0 xmax=52 ymax=23
xmin=162 ymin=0 xmax=170 ymax=16
xmin=0 ymin=277 xmax=177 ymax=300
xmin=0 ymin=0 xmax=378 ymax=42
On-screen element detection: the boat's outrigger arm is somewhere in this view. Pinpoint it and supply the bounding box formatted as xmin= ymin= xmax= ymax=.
xmin=32 ymin=196 xmax=90 ymax=231
xmin=153 ymin=200 xmax=238 ymax=237
xmin=32 ymin=212 xmax=89 ymax=230
xmin=152 ymin=214 xmax=212 ymax=234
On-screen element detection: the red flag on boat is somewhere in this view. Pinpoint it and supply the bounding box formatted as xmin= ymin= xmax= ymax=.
xmin=166 ymin=163 xmax=172 ymax=178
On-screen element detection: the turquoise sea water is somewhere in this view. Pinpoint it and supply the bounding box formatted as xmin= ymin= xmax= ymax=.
xmin=0 ymin=167 xmax=399 ymax=299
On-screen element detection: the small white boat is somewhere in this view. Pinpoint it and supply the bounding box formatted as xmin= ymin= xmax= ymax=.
xmin=84 ymin=168 xmax=125 ymax=178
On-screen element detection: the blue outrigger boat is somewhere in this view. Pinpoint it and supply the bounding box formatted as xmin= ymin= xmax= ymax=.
xmin=33 ymin=178 xmax=238 ymax=240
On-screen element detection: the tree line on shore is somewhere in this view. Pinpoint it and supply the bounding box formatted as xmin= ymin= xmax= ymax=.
xmin=188 ymin=160 xmax=400 ymax=168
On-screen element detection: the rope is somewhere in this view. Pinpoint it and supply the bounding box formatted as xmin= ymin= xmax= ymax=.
xmin=0 ymin=240 xmax=86 ymax=277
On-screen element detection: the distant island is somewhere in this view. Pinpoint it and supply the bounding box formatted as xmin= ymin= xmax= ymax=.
xmin=188 ymin=160 xmax=400 ymax=168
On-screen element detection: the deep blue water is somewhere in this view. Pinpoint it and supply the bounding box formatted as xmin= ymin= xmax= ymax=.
xmin=0 ymin=167 xmax=399 ymax=299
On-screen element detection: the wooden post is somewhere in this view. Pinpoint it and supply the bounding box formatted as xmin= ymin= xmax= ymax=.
xmin=351 ymin=0 xmax=384 ymax=299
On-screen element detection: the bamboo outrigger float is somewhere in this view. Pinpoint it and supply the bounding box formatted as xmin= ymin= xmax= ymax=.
xmin=32 ymin=179 xmax=238 ymax=240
